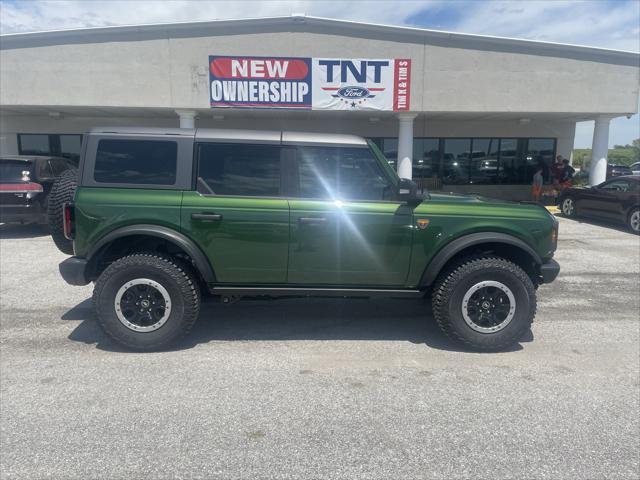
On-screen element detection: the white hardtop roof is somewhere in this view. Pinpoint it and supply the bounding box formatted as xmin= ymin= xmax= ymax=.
xmin=88 ymin=126 xmax=367 ymax=146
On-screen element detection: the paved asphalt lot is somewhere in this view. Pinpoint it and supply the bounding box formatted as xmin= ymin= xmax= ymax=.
xmin=1 ymin=216 xmax=639 ymax=479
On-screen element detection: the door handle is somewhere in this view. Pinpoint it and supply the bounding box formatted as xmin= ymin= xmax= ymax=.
xmin=299 ymin=217 xmax=327 ymax=225
xmin=191 ymin=213 xmax=223 ymax=221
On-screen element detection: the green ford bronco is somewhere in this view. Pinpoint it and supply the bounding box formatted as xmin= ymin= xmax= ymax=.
xmin=56 ymin=127 xmax=559 ymax=351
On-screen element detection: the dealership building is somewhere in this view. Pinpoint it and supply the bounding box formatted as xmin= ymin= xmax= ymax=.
xmin=1 ymin=15 xmax=639 ymax=199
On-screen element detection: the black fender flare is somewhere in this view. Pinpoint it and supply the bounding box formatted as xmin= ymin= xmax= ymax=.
xmin=87 ymin=224 xmax=216 ymax=283
xmin=420 ymin=232 xmax=542 ymax=287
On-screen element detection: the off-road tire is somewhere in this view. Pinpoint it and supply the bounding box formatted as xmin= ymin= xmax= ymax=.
xmin=560 ymin=196 xmax=576 ymax=218
xmin=93 ymin=253 xmax=201 ymax=351
xmin=432 ymin=255 xmax=536 ymax=352
xmin=47 ymin=168 xmax=77 ymax=254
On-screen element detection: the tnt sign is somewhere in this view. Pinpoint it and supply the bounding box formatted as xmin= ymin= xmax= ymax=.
xmin=209 ymin=56 xmax=411 ymax=111
xmin=312 ymin=58 xmax=410 ymax=111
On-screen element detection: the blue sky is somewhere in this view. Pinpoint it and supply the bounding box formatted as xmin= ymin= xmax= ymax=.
xmin=1 ymin=0 xmax=638 ymax=148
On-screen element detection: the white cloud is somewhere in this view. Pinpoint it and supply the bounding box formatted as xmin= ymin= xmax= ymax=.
xmin=452 ymin=0 xmax=640 ymax=52
xmin=0 ymin=0 xmax=438 ymax=34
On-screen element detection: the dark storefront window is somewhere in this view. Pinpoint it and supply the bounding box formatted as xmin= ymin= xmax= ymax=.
xmin=442 ymin=138 xmax=471 ymax=185
xmin=469 ymin=138 xmax=500 ymax=185
xmin=369 ymin=136 xmax=557 ymax=187
xmin=497 ymin=139 xmax=521 ymax=184
xmin=413 ymin=138 xmax=440 ymax=182
xmin=18 ymin=133 xmax=83 ymax=164
xmin=526 ymin=138 xmax=556 ymax=182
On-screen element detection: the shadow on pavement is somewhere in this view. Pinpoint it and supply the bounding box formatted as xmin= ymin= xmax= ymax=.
xmin=64 ymin=296 xmax=531 ymax=353
xmin=0 ymin=223 xmax=50 ymax=239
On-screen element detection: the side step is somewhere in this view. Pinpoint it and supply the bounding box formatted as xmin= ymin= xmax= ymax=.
xmin=209 ymin=286 xmax=424 ymax=299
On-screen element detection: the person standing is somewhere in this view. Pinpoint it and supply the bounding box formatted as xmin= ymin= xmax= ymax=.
xmin=560 ymin=158 xmax=575 ymax=189
xmin=532 ymin=164 xmax=544 ymax=203
xmin=551 ymin=155 xmax=564 ymax=185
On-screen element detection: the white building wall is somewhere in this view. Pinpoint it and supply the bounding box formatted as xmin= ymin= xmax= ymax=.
xmin=1 ymin=30 xmax=638 ymax=115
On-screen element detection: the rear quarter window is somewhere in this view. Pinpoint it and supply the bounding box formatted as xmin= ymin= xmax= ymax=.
xmin=94 ymin=139 xmax=177 ymax=185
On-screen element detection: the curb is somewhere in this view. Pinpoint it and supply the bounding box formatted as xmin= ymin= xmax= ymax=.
xmin=545 ymin=206 xmax=560 ymax=213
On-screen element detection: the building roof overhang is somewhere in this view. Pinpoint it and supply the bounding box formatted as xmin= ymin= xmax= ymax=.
xmin=1 ymin=15 xmax=638 ymax=67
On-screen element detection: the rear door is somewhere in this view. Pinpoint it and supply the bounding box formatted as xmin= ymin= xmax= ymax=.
xmin=287 ymin=144 xmax=413 ymax=286
xmin=181 ymin=142 xmax=290 ymax=284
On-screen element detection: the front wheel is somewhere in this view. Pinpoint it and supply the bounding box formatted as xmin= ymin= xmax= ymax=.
xmin=432 ymin=256 xmax=536 ymax=352
xmin=93 ymin=253 xmax=200 ymax=351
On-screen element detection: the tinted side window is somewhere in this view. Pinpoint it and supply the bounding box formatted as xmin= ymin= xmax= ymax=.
xmin=600 ymin=180 xmax=631 ymax=192
xmin=94 ymin=139 xmax=177 ymax=185
xmin=297 ymin=146 xmax=393 ymax=201
xmin=197 ymin=143 xmax=281 ymax=197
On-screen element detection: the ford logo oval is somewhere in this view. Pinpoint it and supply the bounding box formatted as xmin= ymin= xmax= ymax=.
xmin=337 ymin=86 xmax=369 ymax=98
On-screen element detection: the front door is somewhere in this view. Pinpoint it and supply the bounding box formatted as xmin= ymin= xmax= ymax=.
xmin=287 ymin=144 xmax=413 ymax=286
xmin=181 ymin=142 xmax=289 ymax=284
xmin=581 ymin=179 xmax=630 ymax=220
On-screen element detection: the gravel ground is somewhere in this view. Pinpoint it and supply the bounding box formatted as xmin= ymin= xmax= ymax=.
xmin=1 ymin=216 xmax=639 ymax=479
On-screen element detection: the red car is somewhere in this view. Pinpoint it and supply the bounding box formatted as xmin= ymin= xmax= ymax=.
xmin=559 ymin=175 xmax=640 ymax=233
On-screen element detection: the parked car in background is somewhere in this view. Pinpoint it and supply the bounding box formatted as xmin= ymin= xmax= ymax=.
xmin=607 ymin=164 xmax=633 ymax=178
xmin=559 ymin=175 xmax=640 ymax=233
xmin=0 ymin=156 xmax=75 ymax=224
xmin=630 ymin=162 xmax=640 ymax=175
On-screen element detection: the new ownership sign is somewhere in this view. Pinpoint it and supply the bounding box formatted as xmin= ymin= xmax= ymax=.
xmin=209 ymin=56 xmax=411 ymax=111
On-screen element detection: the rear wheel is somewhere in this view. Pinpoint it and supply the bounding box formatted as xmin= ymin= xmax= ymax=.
xmin=432 ymin=256 xmax=536 ymax=352
xmin=93 ymin=253 xmax=200 ymax=351
xmin=47 ymin=168 xmax=77 ymax=254
xmin=628 ymin=208 xmax=640 ymax=234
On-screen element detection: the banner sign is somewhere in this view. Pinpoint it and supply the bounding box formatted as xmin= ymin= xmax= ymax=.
xmin=209 ymin=56 xmax=411 ymax=111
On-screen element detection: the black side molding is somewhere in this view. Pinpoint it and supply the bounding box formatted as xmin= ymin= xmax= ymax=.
xmin=420 ymin=232 xmax=543 ymax=287
xmin=87 ymin=224 xmax=216 ymax=283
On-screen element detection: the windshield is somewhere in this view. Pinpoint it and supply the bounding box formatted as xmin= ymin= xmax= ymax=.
xmin=367 ymin=139 xmax=399 ymax=186
xmin=0 ymin=160 xmax=32 ymax=183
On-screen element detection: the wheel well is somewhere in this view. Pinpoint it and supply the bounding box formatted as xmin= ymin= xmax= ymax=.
xmin=86 ymin=234 xmax=207 ymax=286
xmin=426 ymin=242 xmax=539 ymax=287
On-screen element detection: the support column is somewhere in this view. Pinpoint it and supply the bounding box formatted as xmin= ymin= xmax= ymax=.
xmin=397 ymin=113 xmax=417 ymax=179
xmin=589 ymin=116 xmax=612 ymax=186
xmin=175 ymin=109 xmax=197 ymax=129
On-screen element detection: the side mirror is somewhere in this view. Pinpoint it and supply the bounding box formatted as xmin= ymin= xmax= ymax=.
xmin=397 ymin=178 xmax=422 ymax=204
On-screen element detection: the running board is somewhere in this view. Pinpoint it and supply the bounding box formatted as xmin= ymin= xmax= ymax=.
xmin=209 ymin=286 xmax=424 ymax=298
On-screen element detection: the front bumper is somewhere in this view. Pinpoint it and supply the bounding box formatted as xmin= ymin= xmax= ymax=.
xmin=59 ymin=257 xmax=90 ymax=286
xmin=539 ymin=259 xmax=560 ymax=284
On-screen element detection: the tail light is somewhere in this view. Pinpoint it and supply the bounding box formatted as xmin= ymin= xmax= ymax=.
xmin=63 ymin=203 xmax=75 ymax=240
